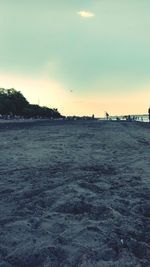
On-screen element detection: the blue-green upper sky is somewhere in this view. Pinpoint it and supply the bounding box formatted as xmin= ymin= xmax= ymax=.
xmin=0 ymin=0 xmax=150 ymax=115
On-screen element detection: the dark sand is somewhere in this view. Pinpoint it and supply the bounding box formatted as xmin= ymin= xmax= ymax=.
xmin=0 ymin=120 xmax=150 ymax=267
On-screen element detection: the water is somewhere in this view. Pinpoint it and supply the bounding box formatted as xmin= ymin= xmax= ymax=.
xmin=103 ymin=114 xmax=149 ymax=122
xmin=136 ymin=115 xmax=149 ymax=122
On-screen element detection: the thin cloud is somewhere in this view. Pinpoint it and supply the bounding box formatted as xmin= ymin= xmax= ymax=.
xmin=77 ymin=11 xmax=95 ymax=18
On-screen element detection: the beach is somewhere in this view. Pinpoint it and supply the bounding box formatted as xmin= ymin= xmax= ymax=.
xmin=0 ymin=120 xmax=150 ymax=267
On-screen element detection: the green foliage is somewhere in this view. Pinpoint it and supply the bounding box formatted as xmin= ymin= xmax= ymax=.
xmin=0 ymin=88 xmax=62 ymax=118
xmin=0 ymin=88 xmax=29 ymax=115
xmin=7 ymin=88 xmax=29 ymax=115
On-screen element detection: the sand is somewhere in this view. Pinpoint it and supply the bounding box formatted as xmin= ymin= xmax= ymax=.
xmin=0 ymin=120 xmax=150 ymax=267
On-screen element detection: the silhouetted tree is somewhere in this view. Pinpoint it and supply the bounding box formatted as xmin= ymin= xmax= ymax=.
xmin=0 ymin=88 xmax=29 ymax=116
xmin=0 ymin=88 xmax=62 ymax=119
xmin=7 ymin=88 xmax=29 ymax=115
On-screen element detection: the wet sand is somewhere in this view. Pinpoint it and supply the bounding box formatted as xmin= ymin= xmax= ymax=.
xmin=0 ymin=120 xmax=150 ymax=267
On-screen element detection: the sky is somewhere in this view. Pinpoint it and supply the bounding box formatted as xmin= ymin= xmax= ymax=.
xmin=0 ymin=0 xmax=150 ymax=116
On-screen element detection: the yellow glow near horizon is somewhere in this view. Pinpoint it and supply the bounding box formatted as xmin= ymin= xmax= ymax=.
xmin=0 ymin=72 xmax=149 ymax=117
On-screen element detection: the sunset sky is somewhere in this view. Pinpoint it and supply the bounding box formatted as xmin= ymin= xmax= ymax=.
xmin=0 ymin=0 xmax=150 ymax=116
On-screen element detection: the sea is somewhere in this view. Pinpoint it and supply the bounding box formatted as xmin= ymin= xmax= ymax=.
xmin=101 ymin=114 xmax=149 ymax=122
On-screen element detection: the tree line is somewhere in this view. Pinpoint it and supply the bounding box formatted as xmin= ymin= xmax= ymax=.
xmin=0 ymin=88 xmax=62 ymax=119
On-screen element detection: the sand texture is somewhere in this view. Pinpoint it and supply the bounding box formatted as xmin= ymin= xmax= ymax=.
xmin=0 ymin=120 xmax=150 ymax=267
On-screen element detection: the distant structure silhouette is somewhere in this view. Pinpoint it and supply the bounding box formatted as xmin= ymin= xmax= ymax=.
xmin=148 ymin=107 xmax=150 ymax=123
